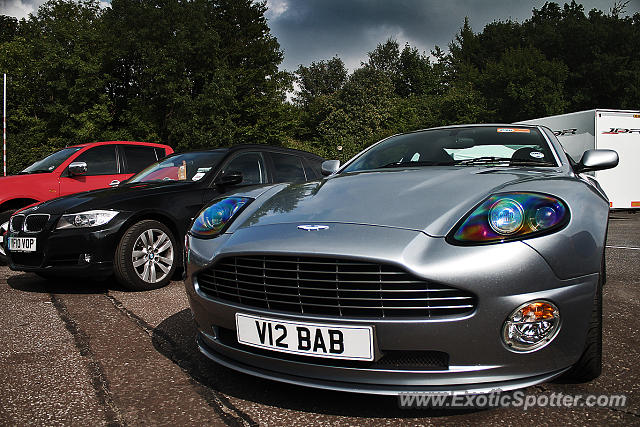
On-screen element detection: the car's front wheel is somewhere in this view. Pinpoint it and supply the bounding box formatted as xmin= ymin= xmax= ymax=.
xmin=0 ymin=209 xmax=15 ymax=264
xmin=114 ymin=220 xmax=177 ymax=291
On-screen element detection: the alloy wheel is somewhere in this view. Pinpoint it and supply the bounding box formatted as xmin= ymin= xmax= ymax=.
xmin=131 ymin=228 xmax=174 ymax=284
xmin=0 ymin=220 xmax=8 ymax=258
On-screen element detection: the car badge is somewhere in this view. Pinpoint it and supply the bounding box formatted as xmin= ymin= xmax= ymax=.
xmin=297 ymin=225 xmax=329 ymax=231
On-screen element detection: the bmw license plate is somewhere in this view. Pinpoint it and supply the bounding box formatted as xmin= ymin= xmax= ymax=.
xmin=8 ymin=237 xmax=37 ymax=252
xmin=235 ymin=313 xmax=374 ymax=361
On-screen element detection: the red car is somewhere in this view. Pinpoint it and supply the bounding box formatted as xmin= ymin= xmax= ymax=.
xmin=0 ymin=141 xmax=173 ymax=261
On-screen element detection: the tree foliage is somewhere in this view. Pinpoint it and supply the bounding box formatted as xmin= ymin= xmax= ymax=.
xmin=1 ymin=1 xmax=639 ymax=172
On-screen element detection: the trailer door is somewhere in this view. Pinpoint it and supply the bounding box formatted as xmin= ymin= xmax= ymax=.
xmin=595 ymin=111 xmax=640 ymax=209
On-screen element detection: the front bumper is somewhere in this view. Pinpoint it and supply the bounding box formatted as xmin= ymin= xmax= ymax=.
xmin=6 ymin=214 xmax=128 ymax=276
xmin=185 ymin=223 xmax=599 ymax=395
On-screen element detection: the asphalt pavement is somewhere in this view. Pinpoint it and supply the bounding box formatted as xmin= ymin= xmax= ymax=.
xmin=1 ymin=213 xmax=639 ymax=426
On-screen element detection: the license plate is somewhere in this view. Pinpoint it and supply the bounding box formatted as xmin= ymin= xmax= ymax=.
xmin=235 ymin=313 xmax=374 ymax=361
xmin=8 ymin=237 xmax=37 ymax=252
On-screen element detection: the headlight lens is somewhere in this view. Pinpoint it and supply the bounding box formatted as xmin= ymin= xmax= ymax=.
xmin=56 ymin=210 xmax=119 ymax=229
xmin=450 ymin=192 xmax=569 ymax=244
xmin=502 ymin=301 xmax=560 ymax=352
xmin=190 ymin=197 xmax=252 ymax=238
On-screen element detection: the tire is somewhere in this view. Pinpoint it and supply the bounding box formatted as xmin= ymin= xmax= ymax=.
xmin=114 ymin=220 xmax=177 ymax=291
xmin=561 ymin=267 xmax=603 ymax=382
xmin=0 ymin=209 xmax=15 ymax=265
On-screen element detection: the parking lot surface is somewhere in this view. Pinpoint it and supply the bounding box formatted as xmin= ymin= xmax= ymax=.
xmin=1 ymin=213 xmax=639 ymax=426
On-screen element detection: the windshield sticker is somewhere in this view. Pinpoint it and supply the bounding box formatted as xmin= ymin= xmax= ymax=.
xmin=192 ymin=172 xmax=205 ymax=181
xmin=178 ymin=161 xmax=187 ymax=180
xmin=497 ymin=128 xmax=531 ymax=133
xmin=196 ymin=167 xmax=211 ymax=173
xmin=530 ymin=151 xmax=545 ymax=159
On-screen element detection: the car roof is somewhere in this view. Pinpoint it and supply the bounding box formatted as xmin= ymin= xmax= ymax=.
xmin=67 ymin=141 xmax=171 ymax=148
xmin=162 ymin=144 xmax=324 ymax=160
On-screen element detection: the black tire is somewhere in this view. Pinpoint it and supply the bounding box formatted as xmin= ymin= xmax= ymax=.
xmin=0 ymin=209 xmax=15 ymax=265
xmin=114 ymin=220 xmax=177 ymax=291
xmin=561 ymin=269 xmax=603 ymax=382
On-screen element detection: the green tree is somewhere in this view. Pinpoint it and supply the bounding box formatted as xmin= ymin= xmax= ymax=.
xmin=479 ymin=47 xmax=568 ymax=121
xmin=294 ymin=57 xmax=347 ymax=107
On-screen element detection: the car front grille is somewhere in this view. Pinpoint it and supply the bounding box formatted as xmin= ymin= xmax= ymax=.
xmin=10 ymin=215 xmax=24 ymax=232
xmin=24 ymin=214 xmax=50 ymax=233
xmin=10 ymin=214 xmax=50 ymax=233
xmin=197 ymin=256 xmax=476 ymax=318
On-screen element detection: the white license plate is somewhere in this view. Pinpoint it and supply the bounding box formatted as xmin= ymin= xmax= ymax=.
xmin=235 ymin=313 xmax=374 ymax=361
xmin=8 ymin=237 xmax=37 ymax=252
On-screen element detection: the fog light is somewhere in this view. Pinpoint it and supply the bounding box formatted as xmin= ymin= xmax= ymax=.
xmin=80 ymin=254 xmax=92 ymax=264
xmin=502 ymin=301 xmax=560 ymax=352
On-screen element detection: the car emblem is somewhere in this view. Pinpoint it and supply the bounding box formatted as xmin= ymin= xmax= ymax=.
xmin=297 ymin=225 xmax=329 ymax=231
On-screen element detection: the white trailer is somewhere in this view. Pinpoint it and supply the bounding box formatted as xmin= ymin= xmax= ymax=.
xmin=518 ymin=109 xmax=640 ymax=210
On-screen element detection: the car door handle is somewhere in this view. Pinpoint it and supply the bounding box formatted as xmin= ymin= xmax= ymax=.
xmin=109 ymin=180 xmax=120 ymax=187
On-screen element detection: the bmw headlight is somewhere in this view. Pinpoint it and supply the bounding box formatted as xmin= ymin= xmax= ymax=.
xmin=56 ymin=210 xmax=119 ymax=229
xmin=190 ymin=197 xmax=252 ymax=238
xmin=449 ymin=192 xmax=569 ymax=244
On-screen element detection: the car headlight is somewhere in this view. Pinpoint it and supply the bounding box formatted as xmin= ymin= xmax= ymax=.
xmin=449 ymin=192 xmax=569 ymax=244
xmin=503 ymin=301 xmax=560 ymax=352
xmin=190 ymin=197 xmax=252 ymax=238
xmin=56 ymin=210 xmax=119 ymax=229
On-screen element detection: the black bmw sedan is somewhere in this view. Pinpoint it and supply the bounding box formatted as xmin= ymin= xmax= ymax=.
xmin=4 ymin=145 xmax=323 ymax=290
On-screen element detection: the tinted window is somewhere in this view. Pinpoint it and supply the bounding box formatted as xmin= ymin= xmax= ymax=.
xmin=21 ymin=147 xmax=83 ymax=174
xmin=304 ymin=158 xmax=323 ymax=179
xmin=154 ymin=147 xmax=168 ymax=159
xmin=224 ymin=153 xmax=266 ymax=185
xmin=122 ymin=145 xmax=158 ymax=173
xmin=271 ymin=153 xmax=307 ymax=182
xmin=73 ymin=145 xmax=118 ymax=175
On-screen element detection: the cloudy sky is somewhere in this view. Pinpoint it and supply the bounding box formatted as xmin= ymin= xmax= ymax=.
xmin=2 ymin=0 xmax=638 ymax=72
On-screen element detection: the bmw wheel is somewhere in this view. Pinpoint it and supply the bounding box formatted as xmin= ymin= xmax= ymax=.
xmin=114 ymin=220 xmax=177 ymax=290
xmin=0 ymin=210 xmax=14 ymax=264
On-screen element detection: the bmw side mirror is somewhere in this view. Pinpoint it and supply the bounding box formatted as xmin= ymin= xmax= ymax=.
xmin=321 ymin=160 xmax=340 ymax=176
xmin=575 ymin=149 xmax=619 ymax=174
xmin=68 ymin=161 xmax=88 ymax=177
xmin=215 ymin=170 xmax=243 ymax=186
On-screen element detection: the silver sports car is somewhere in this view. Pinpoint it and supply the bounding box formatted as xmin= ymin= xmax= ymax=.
xmin=184 ymin=124 xmax=618 ymax=394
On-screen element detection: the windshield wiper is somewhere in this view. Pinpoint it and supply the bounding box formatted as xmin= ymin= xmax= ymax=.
xmin=381 ymin=160 xmax=456 ymax=168
xmin=454 ymin=157 xmax=554 ymax=167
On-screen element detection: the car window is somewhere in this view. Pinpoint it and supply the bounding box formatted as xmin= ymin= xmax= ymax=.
xmin=121 ymin=145 xmax=158 ymax=174
xmin=224 ymin=152 xmax=266 ymax=185
xmin=343 ymin=126 xmax=557 ymax=173
xmin=73 ymin=145 xmax=118 ymax=175
xmin=303 ymin=157 xmax=323 ymax=179
xmin=128 ymin=151 xmax=226 ymax=183
xmin=21 ymin=146 xmax=83 ymax=174
xmin=154 ymin=147 xmax=168 ymax=159
xmin=271 ymin=152 xmax=307 ymax=182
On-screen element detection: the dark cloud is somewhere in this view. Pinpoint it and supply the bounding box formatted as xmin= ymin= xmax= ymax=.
xmin=266 ymin=0 xmax=640 ymax=71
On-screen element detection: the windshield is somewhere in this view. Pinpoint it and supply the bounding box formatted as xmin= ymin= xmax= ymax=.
xmin=21 ymin=147 xmax=83 ymax=174
xmin=127 ymin=151 xmax=226 ymax=183
xmin=343 ymin=126 xmax=558 ymax=173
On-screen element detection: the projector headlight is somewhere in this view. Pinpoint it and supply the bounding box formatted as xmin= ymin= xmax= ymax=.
xmin=190 ymin=197 xmax=252 ymax=238
xmin=56 ymin=210 xmax=119 ymax=229
xmin=449 ymin=192 xmax=569 ymax=244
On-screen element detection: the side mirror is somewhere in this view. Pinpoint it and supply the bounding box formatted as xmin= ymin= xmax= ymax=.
xmin=215 ymin=170 xmax=243 ymax=186
xmin=68 ymin=161 xmax=88 ymax=177
xmin=321 ymin=160 xmax=340 ymax=176
xmin=575 ymin=149 xmax=619 ymax=174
